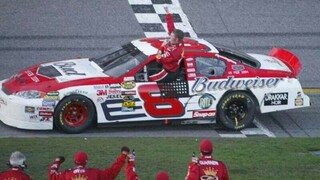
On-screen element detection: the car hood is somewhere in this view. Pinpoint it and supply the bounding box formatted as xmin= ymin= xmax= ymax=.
xmin=38 ymin=58 xmax=108 ymax=83
xmin=248 ymin=53 xmax=291 ymax=72
xmin=2 ymin=58 xmax=109 ymax=94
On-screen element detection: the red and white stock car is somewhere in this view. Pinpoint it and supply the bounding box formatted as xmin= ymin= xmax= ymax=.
xmin=0 ymin=37 xmax=310 ymax=133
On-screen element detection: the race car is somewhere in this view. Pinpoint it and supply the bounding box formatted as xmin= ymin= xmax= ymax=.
xmin=0 ymin=37 xmax=310 ymax=133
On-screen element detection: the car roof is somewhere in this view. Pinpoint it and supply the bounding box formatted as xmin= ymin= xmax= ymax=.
xmin=131 ymin=37 xmax=219 ymax=56
xmin=131 ymin=37 xmax=260 ymax=68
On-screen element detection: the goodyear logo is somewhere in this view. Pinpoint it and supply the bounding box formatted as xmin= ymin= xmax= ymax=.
xmin=121 ymin=81 xmax=136 ymax=89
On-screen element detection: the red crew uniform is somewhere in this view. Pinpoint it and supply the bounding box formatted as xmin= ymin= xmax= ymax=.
xmin=1 ymin=151 xmax=31 ymax=180
xmin=185 ymin=139 xmax=229 ymax=180
xmin=149 ymin=13 xmax=184 ymax=82
xmin=126 ymin=160 xmax=139 ymax=180
xmin=0 ymin=167 xmax=32 ymax=180
xmin=185 ymin=155 xmax=229 ymax=180
xmin=48 ymin=151 xmax=127 ymax=180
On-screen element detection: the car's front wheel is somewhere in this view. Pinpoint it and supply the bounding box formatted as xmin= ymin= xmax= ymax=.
xmin=54 ymin=95 xmax=95 ymax=133
xmin=217 ymin=91 xmax=256 ymax=130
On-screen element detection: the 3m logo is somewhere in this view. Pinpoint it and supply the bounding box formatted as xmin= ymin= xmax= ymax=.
xmin=97 ymin=90 xmax=108 ymax=96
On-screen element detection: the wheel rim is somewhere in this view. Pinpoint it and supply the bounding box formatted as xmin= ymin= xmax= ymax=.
xmin=62 ymin=102 xmax=88 ymax=127
xmin=226 ymin=100 xmax=248 ymax=125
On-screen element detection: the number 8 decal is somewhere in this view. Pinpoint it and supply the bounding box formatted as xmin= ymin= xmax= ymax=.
xmin=138 ymin=84 xmax=185 ymax=118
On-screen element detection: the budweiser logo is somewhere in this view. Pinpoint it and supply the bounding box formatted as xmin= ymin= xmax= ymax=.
xmin=192 ymin=76 xmax=283 ymax=93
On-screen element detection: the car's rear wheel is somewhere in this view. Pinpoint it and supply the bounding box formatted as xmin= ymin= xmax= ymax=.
xmin=217 ymin=91 xmax=255 ymax=130
xmin=54 ymin=95 xmax=95 ymax=133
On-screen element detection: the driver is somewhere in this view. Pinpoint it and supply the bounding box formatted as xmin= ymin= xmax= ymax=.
xmin=149 ymin=6 xmax=184 ymax=82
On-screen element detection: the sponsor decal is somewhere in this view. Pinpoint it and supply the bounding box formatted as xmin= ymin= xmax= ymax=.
xmin=39 ymin=111 xmax=54 ymax=117
xmin=187 ymin=62 xmax=194 ymax=67
xmin=71 ymin=89 xmax=88 ymax=95
xmin=25 ymin=70 xmax=33 ymax=76
xmin=53 ymin=62 xmax=86 ymax=76
xmin=121 ymin=106 xmax=134 ymax=112
xmin=123 ymin=95 xmax=135 ymax=101
xmin=97 ymin=89 xmax=108 ymax=96
xmin=121 ymin=81 xmax=136 ymax=89
xmin=40 ymin=117 xmax=51 ymax=122
xmin=121 ymin=91 xmax=136 ymax=95
xmin=122 ymin=100 xmax=135 ymax=108
xmin=29 ymin=114 xmax=38 ymax=119
xmin=47 ymin=91 xmax=59 ymax=96
xmin=105 ymin=88 xmax=122 ymax=98
xmin=44 ymin=91 xmax=60 ymax=100
xmin=25 ymin=70 xmax=40 ymax=83
xmin=101 ymin=98 xmax=146 ymax=119
xmin=37 ymin=107 xmax=53 ymax=111
xmin=124 ymin=76 xmax=134 ymax=81
xmin=186 ymin=58 xmax=193 ymax=62
xmin=192 ymin=76 xmax=283 ymax=93
xmin=192 ymin=110 xmax=216 ymax=118
xmin=295 ymin=92 xmax=303 ymax=106
xmin=264 ymin=92 xmax=288 ymax=106
xmin=232 ymin=65 xmax=245 ymax=71
xmin=228 ymin=70 xmax=249 ymax=75
xmin=93 ymin=85 xmax=110 ymax=90
xmin=188 ymin=73 xmax=196 ymax=77
xmin=109 ymin=84 xmax=121 ymax=88
xmin=42 ymin=99 xmax=56 ymax=106
xmin=25 ymin=106 xmax=35 ymax=113
xmin=198 ymin=94 xmax=215 ymax=109
xmin=44 ymin=95 xmax=59 ymax=100
xmin=187 ymin=68 xmax=196 ymax=72
xmin=109 ymin=88 xmax=121 ymax=95
xmin=122 ymin=96 xmax=136 ymax=112
xmin=31 ymin=76 xmax=40 ymax=83
xmin=106 ymin=94 xmax=122 ymax=99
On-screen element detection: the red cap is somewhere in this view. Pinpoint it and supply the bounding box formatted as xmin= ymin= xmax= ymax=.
xmin=74 ymin=151 xmax=88 ymax=165
xmin=200 ymin=139 xmax=213 ymax=154
xmin=156 ymin=171 xmax=170 ymax=180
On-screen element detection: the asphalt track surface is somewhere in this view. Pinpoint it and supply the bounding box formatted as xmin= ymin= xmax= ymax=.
xmin=0 ymin=0 xmax=319 ymax=137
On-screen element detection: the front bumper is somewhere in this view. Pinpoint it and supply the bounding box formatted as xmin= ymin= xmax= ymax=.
xmin=0 ymin=79 xmax=53 ymax=130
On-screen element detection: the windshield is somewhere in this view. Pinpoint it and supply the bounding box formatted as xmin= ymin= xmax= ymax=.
xmin=210 ymin=42 xmax=261 ymax=68
xmin=91 ymin=43 xmax=147 ymax=77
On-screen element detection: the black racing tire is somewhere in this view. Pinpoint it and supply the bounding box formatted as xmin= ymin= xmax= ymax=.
xmin=54 ymin=95 xmax=95 ymax=134
xmin=217 ymin=91 xmax=256 ymax=130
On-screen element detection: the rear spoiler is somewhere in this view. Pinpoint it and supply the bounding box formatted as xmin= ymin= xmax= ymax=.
xmin=268 ymin=48 xmax=301 ymax=77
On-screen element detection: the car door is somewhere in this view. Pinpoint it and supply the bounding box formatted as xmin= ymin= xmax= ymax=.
xmin=120 ymin=58 xmax=188 ymax=121
xmin=183 ymin=54 xmax=228 ymax=119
